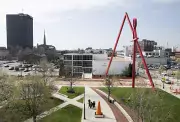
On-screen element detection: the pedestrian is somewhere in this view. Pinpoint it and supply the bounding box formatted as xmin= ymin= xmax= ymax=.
xmin=88 ymin=99 xmax=91 ymax=108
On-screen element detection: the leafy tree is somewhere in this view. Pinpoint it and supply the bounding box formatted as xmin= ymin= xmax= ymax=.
xmin=121 ymin=63 xmax=132 ymax=77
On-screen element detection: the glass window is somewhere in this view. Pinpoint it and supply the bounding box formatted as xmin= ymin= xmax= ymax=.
xmin=83 ymin=68 xmax=92 ymax=73
xmin=64 ymin=55 xmax=72 ymax=60
xmin=83 ymin=55 xmax=92 ymax=60
xmin=73 ymin=73 xmax=82 ymax=77
xmin=83 ymin=61 xmax=92 ymax=67
xmin=73 ymin=55 xmax=82 ymax=60
xmin=73 ymin=61 xmax=82 ymax=66
xmin=74 ymin=67 xmax=83 ymax=72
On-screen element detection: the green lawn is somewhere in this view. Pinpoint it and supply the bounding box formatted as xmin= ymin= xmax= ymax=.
xmin=38 ymin=104 xmax=82 ymax=122
xmin=59 ymin=86 xmax=84 ymax=99
xmin=100 ymin=87 xmax=180 ymax=122
xmin=0 ymin=97 xmax=63 ymax=122
xmin=77 ymin=97 xmax=84 ymax=103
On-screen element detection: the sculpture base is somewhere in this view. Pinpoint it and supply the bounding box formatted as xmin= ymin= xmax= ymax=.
xmin=95 ymin=112 xmax=104 ymax=118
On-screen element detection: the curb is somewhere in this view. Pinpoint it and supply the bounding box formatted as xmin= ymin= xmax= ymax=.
xmin=96 ymin=89 xmax=133 ymax=122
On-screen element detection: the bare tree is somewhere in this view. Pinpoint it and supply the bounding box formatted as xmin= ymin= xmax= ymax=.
xmin=158 ymin=65 xmax=165 ymax=75
xmin=64 ymin=71 xmax=77 ymax=93
xmin=137 ymin=61 xmax=144 ymax=69
xmin=128 ymin=88 xmax=172 ymax=122
xmin=58 ymin=60 xmax=65 ymax=77
xmin=176 ymin=58 xmax=180 ymax=64
xmin=48 ymin=64 xmax=54 ymax=77
xmin=19 ymin=76 xmax=51 ymax=122
xmin=104 ymin=76 xmax=116 ymax=101
xmin=0 ymin=72 xmax=14 ymax=103
xmin=39 ymin=59 xmax=49 ymax=77
xmin=175 ymin=70 xmax=180 ymax=82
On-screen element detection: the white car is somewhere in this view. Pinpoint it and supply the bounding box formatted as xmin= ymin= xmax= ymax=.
xmin=161 ymin=73 xmax=167 ymax=76
xmin=147 ymin=55 xmax=153 ymax=58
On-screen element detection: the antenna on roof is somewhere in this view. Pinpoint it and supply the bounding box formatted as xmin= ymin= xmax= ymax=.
xmin=22 ymin=9 xmax=24 ymax=13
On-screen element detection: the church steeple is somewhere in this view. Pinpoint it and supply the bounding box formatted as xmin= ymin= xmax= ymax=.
xmin=43 ymin=30 xmax=46 ymax=45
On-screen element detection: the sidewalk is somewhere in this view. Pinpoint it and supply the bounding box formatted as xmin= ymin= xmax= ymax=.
xmin=81 ymin=86 xmax=116 ymax=122
xmin=153 ymin=79 xmax=180 ymax=99
xmin=24 ymin=85 xmax=83 ymax=122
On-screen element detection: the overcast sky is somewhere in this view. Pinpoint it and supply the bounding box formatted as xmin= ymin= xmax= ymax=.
xmin=0 ymin=0 xmax=180 ymax=50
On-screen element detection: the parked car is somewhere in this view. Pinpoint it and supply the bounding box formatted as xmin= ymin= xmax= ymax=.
xmin=154 ymin=55 xmax=160 ymax=58
xmin=28 ymin=64 xmax=33 ymax=67
xmin=19 ymin=68 xmax=25 ymax=71
xmin=165 ymin=79 xmax=171 ymax=84
xmin=25 ymin=73 xmax=30 ymax=76
xmin=4 ymin=65 xmax=9 ymax=67
xmin=161 ymin=72 xmax=167 ymax=76
xmin=15 ymin=67 xmax=19 ymax=71
xmin=147 ymin=55 xmax=153 ymax=58
xmin=24 ymin=68 xmax=29 ymax=72
xmin=9 ymin=67 xmax=14 ymax=70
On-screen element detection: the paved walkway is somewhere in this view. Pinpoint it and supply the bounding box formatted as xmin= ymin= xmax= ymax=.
xmin=152 ymin=79 xmax=180 ymax=99
xmin=24 ymin=85 xmax=83 ymax=122
xmin=92 ymin=88 xmax=129 ymax=122
xmin=81 ymin=86 xmax=116 ymax=122
xmin=96 ymin=89 xmax=133 ymax=122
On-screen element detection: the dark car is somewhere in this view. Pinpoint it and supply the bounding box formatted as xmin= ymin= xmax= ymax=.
xmin=4 ymin=65 xmax=9 ymax=67
xmin=28 ymin=64 xmax=33 ymax=67
xmin=15 ymin=67 xmax=19 ymax=71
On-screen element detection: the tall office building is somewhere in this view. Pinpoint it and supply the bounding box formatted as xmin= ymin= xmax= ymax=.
xmin=6 ymin=13 xmax=33 ymax=50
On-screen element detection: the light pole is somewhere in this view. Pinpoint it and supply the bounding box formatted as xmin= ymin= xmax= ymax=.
xmin=84 ymin=86 xmax=86 ymax=119
xmin=83 ymin=69 xmax=86 ymax=119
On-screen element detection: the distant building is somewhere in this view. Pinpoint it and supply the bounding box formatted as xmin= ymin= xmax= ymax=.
xmin=138 ymin=39 xmax=157 ymax=52
xmin=0 ymin=47 xmax=9 ymax=60
xmin=6 ymin=13 xmax=33 ymax=50
xmin=63 ymin=53 xmax=130 ymax=78
xmin=37 ymin=30 xmax=56 ymax=51
xmin=64 ymin=53 xmax=93 ymax=77
xmin=36 ymin=30 xmax=57 ymax=61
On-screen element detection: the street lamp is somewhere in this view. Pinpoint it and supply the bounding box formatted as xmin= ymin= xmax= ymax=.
xmin=84 ymin=85 xmax=86 ymax=119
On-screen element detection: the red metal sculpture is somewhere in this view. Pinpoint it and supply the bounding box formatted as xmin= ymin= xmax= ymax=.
xmin=105 ymin=12 xmax=155 ymax=89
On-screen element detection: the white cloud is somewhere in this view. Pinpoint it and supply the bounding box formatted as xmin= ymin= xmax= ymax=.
xmin=152 ymin=0 xmax=180 ymax=4
xmin=0 ymin=0 xmax=139 ymax=23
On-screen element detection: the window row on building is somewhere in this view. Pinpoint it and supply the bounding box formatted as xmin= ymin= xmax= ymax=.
xmin=64 ymin=66 xmax=92 ymax=74
xmin=64 ymin=54 xmax=93 ymax=60
xmin=64 ymin=61 xmax=92 ymax=67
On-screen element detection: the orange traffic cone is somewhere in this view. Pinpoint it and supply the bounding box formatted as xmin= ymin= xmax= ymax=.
xmin=96 ymin=101 xmax=102 ymax=115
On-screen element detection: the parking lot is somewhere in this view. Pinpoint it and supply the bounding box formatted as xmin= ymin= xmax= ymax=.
xmin=0 ymin=60 xmax=59 ymax=76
